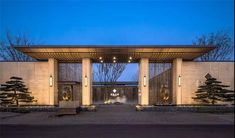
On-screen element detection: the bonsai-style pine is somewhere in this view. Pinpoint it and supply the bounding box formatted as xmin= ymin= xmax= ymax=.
xmin=192 ymin=73 xmax=234 ymax=105
xmin=0 ymin=76 xmax=35 ymax=107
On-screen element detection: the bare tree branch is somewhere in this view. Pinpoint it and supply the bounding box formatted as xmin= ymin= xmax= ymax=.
xmin=193 ymin=31 xmax=234 ymax=61
xmin=94 ymin=63 xmax=126 ymax=83
xmin=0 ymin=32 xmax=38 ymax=61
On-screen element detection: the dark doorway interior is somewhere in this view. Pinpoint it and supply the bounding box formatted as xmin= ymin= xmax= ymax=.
xmin=149 ymin=62 xmax=173 ymax=105
xmin=58 ymin=62 xmax=82 ymax=104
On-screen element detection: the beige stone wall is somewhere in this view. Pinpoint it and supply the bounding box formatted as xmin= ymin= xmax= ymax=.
xmin=172 ymin=58 xmax=182 ymax=104
xmin=181 ymin=62 xmax=234 ymax=104
xmin=0 ymin=62 xmax=50 ymax=105
xmin=48 ymin=58 xmax=58 ymax=105
xmin=82 ymin=58 xmax=92 ymax=105
xmin=139 ymin=58 xmax=149 ymax=105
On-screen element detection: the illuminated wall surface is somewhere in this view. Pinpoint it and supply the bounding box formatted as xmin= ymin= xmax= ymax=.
xmin=0 ymin=62 xmax=50 ymax=105
xmin=0 ymin=61 xmax=234 ymax=105
xmin=181 ymin=62 xmax=234 ymax=104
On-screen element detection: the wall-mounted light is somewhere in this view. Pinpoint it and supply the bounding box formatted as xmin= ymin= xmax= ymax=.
xmin=100 ymin=60 xmax=103 ymax=63
xmin=84 ymin=75 xmax=88 ymax=87
xmin=129 ymin=56 xmax=132 ymax=60
xmin=143 ymin=76 xmax=147 ymax=87
xmin=128 ymin=60 xmax=131 ymax=63
xmin=113 ymin=60 xmax=116 ymax=63
xmin=178 ymin=75 xmax=181 ymax=86
xmin=99 ymin=57 xmax=102 ymax=60
xmin=113 ymin=56 xmax=116 ymax=60
xmin=49 ymin=75 xmax=53 ymax=87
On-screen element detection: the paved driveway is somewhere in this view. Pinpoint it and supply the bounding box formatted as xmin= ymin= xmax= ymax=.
xmin=0 ymin=104 xmax=234 ymax=125
xmin=1 ymin=124 xmax=234 ymax=138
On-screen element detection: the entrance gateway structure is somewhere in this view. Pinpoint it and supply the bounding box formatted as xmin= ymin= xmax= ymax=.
xmin=0 ymin=45 xmax=234 ymax=106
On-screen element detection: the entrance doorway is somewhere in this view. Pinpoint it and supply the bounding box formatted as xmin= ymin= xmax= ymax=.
xmin=58 ymin=62 xmax=82 ymax=104
xmin=149 ymin=62 xmax=173 ymax=105
xmin=92 ymin=63 xmax=138 ymax=105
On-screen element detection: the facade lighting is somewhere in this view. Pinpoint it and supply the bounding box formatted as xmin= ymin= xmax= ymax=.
xmin=84 ymin=75 xmax=88 ymax=87
xmin=143 ymin=76 xmax=147 ymax=87
xmin=178 ymin=75 xmax=181 ymax=86
xmin=49 ymin=75 xmax=53 ymax=87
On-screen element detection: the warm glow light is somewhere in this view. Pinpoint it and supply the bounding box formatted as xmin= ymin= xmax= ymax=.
xmin=99 ymin=57 xmax=102 ymax=60
xmin=113 ymin=60 xmax=116 ymax=63
xmin=100 ymin=60 xmax=103 ymax=63
xmin=143 ymin=76 xmax=147 ymax=87
xmin=178 ymin=75 xmax=181 ymax=86
xmin=128 ymin=60 xmax=131 ymax=63
xmin=113 ymin=56 xmax=116 ymax=60
xmin=84 ymin=75 xmax=88 ymax=87
xmin=49 ymin=75 xmax=53 ymax=87
xmin=129 ymin=56 xmax=132 ymax=60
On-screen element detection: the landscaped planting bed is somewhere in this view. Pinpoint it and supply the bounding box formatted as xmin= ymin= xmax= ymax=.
xmin=136 ymin=105 xmax=234 ymax=113
xmin=0 ymin=105 xmax=59 ymax=113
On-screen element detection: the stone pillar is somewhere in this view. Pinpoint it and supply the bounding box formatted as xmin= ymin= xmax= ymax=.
xmin=138 ymin=58 xmax=149 ymax=105
xmin=172 ymin=58 xmax=182 ymax=105
xmin=48 ymin=58 xmax=58 ymax=105
xmin=82 ymin=58 xmax=92 ymax=106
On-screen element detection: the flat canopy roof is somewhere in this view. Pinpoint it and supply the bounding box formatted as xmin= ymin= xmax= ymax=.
xmin=15 ymin=45 xmax=215 ymax=62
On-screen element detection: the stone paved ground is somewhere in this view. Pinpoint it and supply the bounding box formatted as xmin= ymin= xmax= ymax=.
xmin=0 ymin=104 xmax=234 ymax=125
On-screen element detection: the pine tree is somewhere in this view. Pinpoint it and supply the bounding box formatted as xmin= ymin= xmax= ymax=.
xmin=192 ymin=73 xmax=234 ymax=105
xmin=0 ymin=76 xmax=36 ymax=107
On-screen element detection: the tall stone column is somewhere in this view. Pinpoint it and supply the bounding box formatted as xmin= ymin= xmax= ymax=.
xmin=138 ymin=58 xmax=149 ymax=105
xmin=82 ymin=58 xmax=92 ymax=106
xmin=48 ymin=58 xmax=58 ymax=105
xmin=172 ymin=58 xmax=182 ymax=105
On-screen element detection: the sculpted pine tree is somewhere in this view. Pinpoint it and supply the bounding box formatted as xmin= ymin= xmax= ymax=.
xmin=192 ymin=73 xmax=234 ymax=105
xmin=0 ymin=77 xmax=36 ymax=107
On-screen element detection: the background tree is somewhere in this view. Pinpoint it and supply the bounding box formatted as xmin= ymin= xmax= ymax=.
xmin=94 ymin=63 xmax=126 ymax=83
xmin=193 ymin=31 xmax=234 ymax=61
xmin=192 ymin=73 xmax=234 ymax=105
xmin=94 ymin=63 xmax=126 ymax=102
xmin=0 ymin=32 xmax=37 ymax=61
xmin=0 ymin=76 xmax=36 ymax=107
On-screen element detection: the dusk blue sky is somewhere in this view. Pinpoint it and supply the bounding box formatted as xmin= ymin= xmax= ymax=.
xmin=0 ymin=0 xmax=234 ymax=81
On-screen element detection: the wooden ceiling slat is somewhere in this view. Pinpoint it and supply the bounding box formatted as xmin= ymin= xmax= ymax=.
xmin=15 ymin=46 xmax=214 ymax=62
